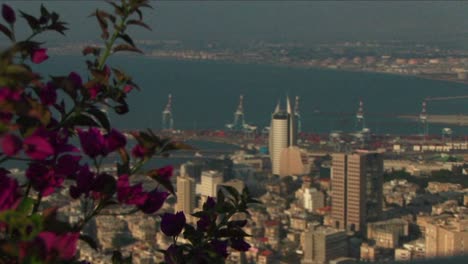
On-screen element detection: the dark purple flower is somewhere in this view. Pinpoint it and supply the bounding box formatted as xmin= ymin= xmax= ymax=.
xmin=211 ymin=240 xmax=229 ymax=258
xmin=230 ymin=238 xmax=250 ymax=252
xmin=0 ymin=169 xmax=21 ymax=212
xmin=69 ymin=165 xmax=94 ymax=199
xmin=204 ymin=196 xmax=216 ymax=210
xmin=157 ymin=165 xmax=173 ymax=181
xmin=2 ymin=4 xmax=15 ymax=24
xmin=131 ymin=144 xmax=147 ymax=158
xmin=77 ymin=128 xmax=106 ymax=158
xmin=31 ymin=48 xmax=48 ymax=64
xmin=40 ymin=82 xmax=57 ymax=105
xmin=26 ymin=163 xmax=63 ymax=196
xmin=1 ymin=133 xmax=22 ymax=156
xmin=161 ymin=211 xmax=186 ymax=237
xmin=55 ymin=155 xmax=81 ymax=178
xmin=91 ymin=173 xmax=116 ymax=200
xmin=0 ymin=112 xmax=13 ymax=123
xmin=105 ymin=129 xmax=127 ymax=153
xmin=138 ymin=190 xmax=168 ymax=214
xmin=68 ymin=72 xmax=82 ymax=87
xmin=23 ymin=135 xmax=54 ymax=160
xmin=164 ymin=245 xmax=181 ymax=264
xmin=197 ymin=215 xmax=211 ymax=232
xmin=117 ymin=175 xmax=147 ymax=206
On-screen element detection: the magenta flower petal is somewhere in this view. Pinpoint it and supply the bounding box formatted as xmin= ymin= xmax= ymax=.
xmin=40 ymin=82 xmax=57 ymax=105
xmin=88 ymin=84 xmax=101 ymax=99
xmin=77 ymin=128 xmax=106 ymax=158
xmin=131 ymin=144 xmax=147 ymax=158
xmin=157 ymin=165 xmax=173 ymax=181
xmin=123 ymin=85 xmax=133 ymax=94
xmin=105 ymin=129 xmax=127 ymax=153
xmin=0 ymin=169 xmax=21 ymax=212
xmin=23 ymin=135 xmax=54 ymax=160
xmin=117 ymin=175 xmax=147 ymax=206
xmin=1 ymin=4 xmax=15 ymax=24
xmin=68 ymin=72 xmax=82 ymax=87
xmin=31 ymin=48 xmax=48 ymax=64
xmin=1 ymin=134 xmax=22 ymax=156
xmin=55 ymin=155 xmax=81 ymax=178
xmin=37 ymin=232 xmax=79 ymax=260
xmin=138 ymin=190 xmax=168 ymax=214
xmin=26 ymin=163 xmax=63 ymax=197
xmin=160 ymin=211 xmax=186 ymax=237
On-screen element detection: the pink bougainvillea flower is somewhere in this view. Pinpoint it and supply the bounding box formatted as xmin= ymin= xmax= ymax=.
xmin=31 ymin=48 xmax=48 ymax=64
xmin=1 ymin=4 xmax=15 ymax=24
xmin=26 ymin=163 xmax=63 ymax=196
xmin=123 ymin=85 xmax=133 ymax=94
xmin=0 ymin=87 xmax=22 ymax=103
xmin=23 ymin=135 xmax=54 ymax=160
xmin=0 ymin=169 xmax=21 ymax=212
xmin=77 ymin=128 xmax=106 ymax=158
xmin=0 ymin=112 xmax=12 ymax=123
xmin=39 ymin=82 xmax=57 ymax=105
xmin=138 ymin=189 xmax=168 ymax=214
xmin=161 ymin=211 xmax=186 ymax=237
xmin=117 ymin=174 xmax=147 ymax=206
xmin=131 ymin=144 xmax=147 ymax=158
xmin=156 ymin=165 xmax=173 ymax=181
xmin=1 ymin=133 xmax=22 ymax=156
xmin=105 ymin=129 xmax=127 ymax=153
xmin=88 ymin=84 xmax=101 ymax=99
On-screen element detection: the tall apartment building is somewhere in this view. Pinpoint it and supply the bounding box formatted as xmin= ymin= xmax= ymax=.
xmin=301 ymin=225 xmax=348 ymax=264
xmin=426 ymin=216 xmax=468 ymax=258
xmin=331 ymin=152 xmax=383 ymax=233
xmin=269 ymin=97 xmax=296 ymax=176
xmin=176 ymin=175 xmax=196 ymax=223
xmin=197 ymin=170 xmax=224 ymax=198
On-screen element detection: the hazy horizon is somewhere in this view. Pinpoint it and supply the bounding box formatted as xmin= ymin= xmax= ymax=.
xmin=4 ymin=1 xmax=468 ymax=46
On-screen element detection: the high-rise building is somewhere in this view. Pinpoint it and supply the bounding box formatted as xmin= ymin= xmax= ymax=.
xmin=426 ymin=216 xmax=468 ymax=258
xmin=197 ymin=170 xmax=224 ymax=198
xmin=303 ymin=188 xmax=325 ymax=213
xmin=176 ymin=175 xmax=196 ymax=223
xmin=301 ymin=225 xmax=348 ymax=264
xmin=331 ymin=152 xmax=383 ymax=233
xmin=269 ymin=97 xmax=296 ymax=175
xmin=180 ymin=161 xmax=203 ymax=182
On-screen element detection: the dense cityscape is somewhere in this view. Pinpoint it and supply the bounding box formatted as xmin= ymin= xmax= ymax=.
xmin=11 ymin=91 xmax=466 ymax=263
xmin=3 ymin=1 xmax=468 ymax=263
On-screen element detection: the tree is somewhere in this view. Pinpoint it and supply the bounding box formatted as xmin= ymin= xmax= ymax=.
xmin=0 ymin=1 xmax=258 ymax=263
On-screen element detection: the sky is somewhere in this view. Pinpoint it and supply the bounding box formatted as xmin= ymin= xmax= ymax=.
xmin=4 ymin=1 xmax=468 ymax=45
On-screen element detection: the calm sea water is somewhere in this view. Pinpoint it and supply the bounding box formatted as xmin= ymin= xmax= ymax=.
xmin=41 ymin=55 xmax=468 ymax=135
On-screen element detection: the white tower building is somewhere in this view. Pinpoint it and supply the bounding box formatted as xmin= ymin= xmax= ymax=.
xmin=269 ymin=97 xmax=296 ymax=175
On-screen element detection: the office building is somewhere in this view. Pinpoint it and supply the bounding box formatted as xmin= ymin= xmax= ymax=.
xmin=331 ymin=152 xmax=383 ymax=233
xmin=175 ymin=175 xmax=196 ymax=223
xmin=301 ymin=225 xmax=348 ymax=264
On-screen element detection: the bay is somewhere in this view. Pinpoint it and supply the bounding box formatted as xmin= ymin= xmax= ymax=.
xmin=40 ymin=55 xmax=468 ymax=135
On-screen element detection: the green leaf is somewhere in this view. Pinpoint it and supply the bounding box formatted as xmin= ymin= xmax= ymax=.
xmin=220 ymin=185 xmax=240 ymax=203
xmin=80 ymin=234 xmax=98 ymax=251
xmin=69 ymin=113 xmax=100 ymax=127
xmin=113 ymin=44 xmax=142 ymax=54
xmin=19 ymin=11 xmax=40 ymax=30
xmin=0 ymin=23 xmax=13 ymax=41
xmin=87 ymin=107 xmax=110 ymax=131
xmin=16 ymin=197 xmax=34 ymax=214
xmin=127 ymin=20 xmax=151 ymax=31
